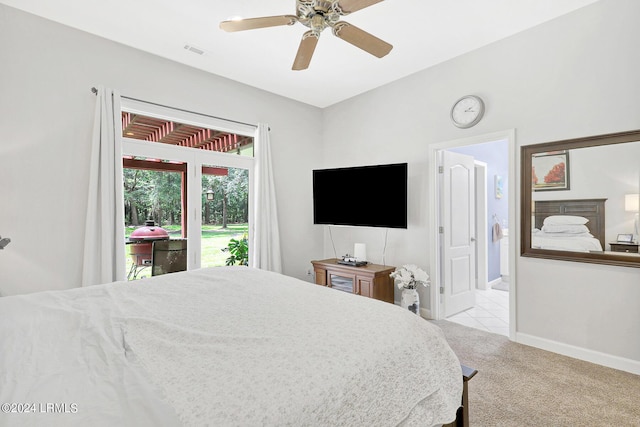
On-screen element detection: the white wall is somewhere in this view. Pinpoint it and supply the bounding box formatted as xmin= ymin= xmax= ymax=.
xmin=0 ymin=4 xmax=324 ymax=295
xmin=321 ymin=0 xmax=640 ymax=371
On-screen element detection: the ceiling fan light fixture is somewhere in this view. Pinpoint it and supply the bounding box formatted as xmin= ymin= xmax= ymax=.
xmin=220 ymin=0 xmax=392 ymax=69
xmin=310 ymin=14 xmax=326 ymax=32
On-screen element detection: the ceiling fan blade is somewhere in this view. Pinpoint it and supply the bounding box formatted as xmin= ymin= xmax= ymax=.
xmin=332 ymin=22 xmax=392 ymax=58
xmin=292 ymin=31 xmax=319 ymax=71
xmin=220 ymin=15 xmax=298 ymax=32
xmin=336 ymin=0 xmax=384 ymax=14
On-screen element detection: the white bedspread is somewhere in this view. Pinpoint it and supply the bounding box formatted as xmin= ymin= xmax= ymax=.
xmin=0 ymin=267 xmax=462 ymax=427
xmin=532 ymin=232 xmax=603 ymax=252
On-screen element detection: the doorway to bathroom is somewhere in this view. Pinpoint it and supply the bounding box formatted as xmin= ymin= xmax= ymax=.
xmin=429 ymin=130 xmax=516 ymax=339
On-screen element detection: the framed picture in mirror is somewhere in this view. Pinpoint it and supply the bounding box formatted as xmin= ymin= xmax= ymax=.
xmin=532 ymin=151 xmax=570 ymax=191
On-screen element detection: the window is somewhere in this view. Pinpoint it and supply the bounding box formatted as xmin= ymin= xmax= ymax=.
xmin=120 ymin=99 xmax=255 ymax=277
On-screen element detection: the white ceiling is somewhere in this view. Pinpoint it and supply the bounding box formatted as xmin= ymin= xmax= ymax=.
xmin=2 ymin=0 xmax=598 ymax=108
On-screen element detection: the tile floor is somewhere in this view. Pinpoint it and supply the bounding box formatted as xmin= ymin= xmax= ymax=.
xmin=446 ymin=285 xmax=510 ymax=337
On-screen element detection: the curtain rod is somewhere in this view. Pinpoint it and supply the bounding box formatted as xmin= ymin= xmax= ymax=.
xmin=90 ymin=87 xmax=258 ymax=129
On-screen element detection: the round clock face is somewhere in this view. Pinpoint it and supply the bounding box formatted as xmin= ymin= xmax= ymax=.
xmin=451 ymin=95 xmax=485 ymax=128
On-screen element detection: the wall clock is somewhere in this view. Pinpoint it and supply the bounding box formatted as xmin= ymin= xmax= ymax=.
xmin=450 ymin=95 xmax=485 ymax=129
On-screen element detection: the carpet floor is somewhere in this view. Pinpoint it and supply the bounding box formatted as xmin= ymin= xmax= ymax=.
xmin=430 ymin=320 xmax=640 ymax=426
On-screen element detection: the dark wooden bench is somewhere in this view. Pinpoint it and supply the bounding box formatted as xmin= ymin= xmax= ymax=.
xmin=443 ymin=364 xmax=478 ymax=427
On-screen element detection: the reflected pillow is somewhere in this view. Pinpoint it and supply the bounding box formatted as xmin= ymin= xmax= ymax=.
xmin=543 ymin=215 xmax=589 ymax=225
xmin=541 ymin=224 xmax=590 ymax=234
xmin=536 ymin=231 xmax=595 ymax=238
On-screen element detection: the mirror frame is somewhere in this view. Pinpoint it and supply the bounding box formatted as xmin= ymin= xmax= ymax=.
xmin=521 ymin=129 xmax=640 ymax=268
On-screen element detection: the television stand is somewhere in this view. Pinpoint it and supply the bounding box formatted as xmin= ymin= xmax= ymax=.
xmin=311 ymin=258 xmax=395 ymax=303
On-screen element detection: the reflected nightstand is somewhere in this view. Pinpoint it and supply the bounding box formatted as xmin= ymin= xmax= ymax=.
xmin=609 ymin=242 xmax=639 ymax=253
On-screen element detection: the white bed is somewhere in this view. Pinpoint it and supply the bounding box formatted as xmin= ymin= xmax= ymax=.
xmin=531 ymin=230 xmax=603 ymax=252
xmin=532 ymin=199 xmax=607 ymax=252
xmin=0 ymin=267 xmax=462 ymax=427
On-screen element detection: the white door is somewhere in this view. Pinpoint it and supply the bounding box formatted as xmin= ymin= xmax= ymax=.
xmin=440 ymin=150 xmax=476 ymax=316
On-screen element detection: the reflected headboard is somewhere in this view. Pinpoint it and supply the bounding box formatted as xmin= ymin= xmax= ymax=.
xmin=533 ymin=198 xmax=607 ymax=249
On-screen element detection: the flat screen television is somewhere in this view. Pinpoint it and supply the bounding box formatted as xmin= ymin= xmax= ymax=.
xmin=313 ymin=162 xmax=408 ymax=229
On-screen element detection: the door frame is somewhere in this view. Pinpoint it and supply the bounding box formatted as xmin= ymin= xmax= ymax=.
xmin=474 ymin=161 xmax=488 ymax=291
xmin=427 ymin=129 xmax=517 ymax=340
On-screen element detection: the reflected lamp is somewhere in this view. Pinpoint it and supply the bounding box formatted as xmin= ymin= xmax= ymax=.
xmin=624 ymin=193 xmax=639 ymax=243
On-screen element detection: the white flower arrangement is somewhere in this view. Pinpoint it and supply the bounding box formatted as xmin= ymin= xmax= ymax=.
xmin=390 ymin=264 xmax=430 ymax=290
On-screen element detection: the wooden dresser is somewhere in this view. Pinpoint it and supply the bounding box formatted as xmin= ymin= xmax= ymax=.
xmin=311 ymin=258 xmax=395 ymax=303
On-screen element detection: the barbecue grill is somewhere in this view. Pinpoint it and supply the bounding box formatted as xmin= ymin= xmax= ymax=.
xmin=128 ymin=220 xmax=169 ymax=279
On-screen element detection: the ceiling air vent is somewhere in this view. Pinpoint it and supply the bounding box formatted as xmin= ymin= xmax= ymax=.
xmin=183 ymin=44 xmax=205 ymax=55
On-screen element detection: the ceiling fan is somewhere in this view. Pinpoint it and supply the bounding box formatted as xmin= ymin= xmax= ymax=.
xmin=219 ymin=0 xmax=392 ymax=71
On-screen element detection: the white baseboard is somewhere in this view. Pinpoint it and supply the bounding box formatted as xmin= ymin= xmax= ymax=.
xmin=394 ymin=301 xmax=434 ymax=320
xmin=516 ymin=332 xmax=640 ymax=376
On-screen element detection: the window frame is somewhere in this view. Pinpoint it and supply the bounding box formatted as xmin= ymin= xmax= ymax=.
xmin=120 ymin=98 xmax=256 ymax=271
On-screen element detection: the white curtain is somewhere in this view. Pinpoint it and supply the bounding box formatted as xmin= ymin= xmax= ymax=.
xmin=81 ymin=86 xmax=126 ymax=286
xmin=250 ymin=123 xmax=282 ymax=273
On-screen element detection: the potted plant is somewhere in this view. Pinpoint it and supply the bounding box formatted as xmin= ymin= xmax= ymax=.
xmin=225 ymin=234 xmax=248 ymax=266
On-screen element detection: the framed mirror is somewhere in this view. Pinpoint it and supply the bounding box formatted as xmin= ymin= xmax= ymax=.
xmin=521 ymin=130 xmax=640 ymax=268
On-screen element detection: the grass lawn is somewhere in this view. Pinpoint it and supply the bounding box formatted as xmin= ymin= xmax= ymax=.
xmin=126 ymin=223 xmax=248 ymax=280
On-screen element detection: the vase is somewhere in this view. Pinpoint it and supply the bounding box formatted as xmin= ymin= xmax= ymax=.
xmin=401 ymin=286 xmax=420 ymax=315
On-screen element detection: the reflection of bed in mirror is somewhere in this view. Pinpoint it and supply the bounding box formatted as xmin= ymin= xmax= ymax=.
xmin=532 ymin=198 xmax=606 ymax=252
